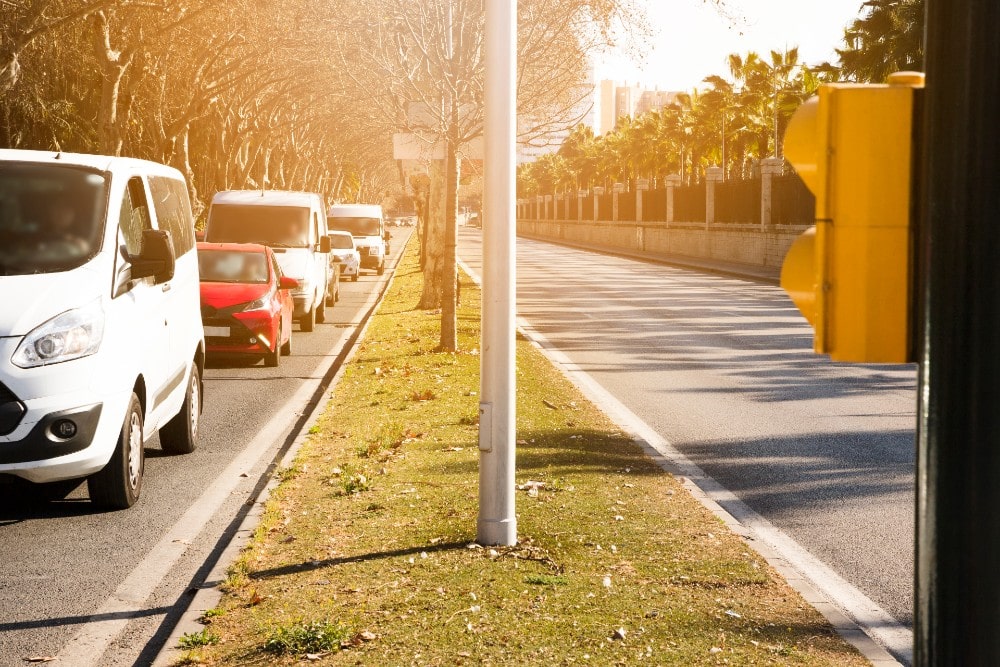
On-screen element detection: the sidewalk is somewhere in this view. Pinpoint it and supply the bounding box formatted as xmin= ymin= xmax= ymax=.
xmin=517 ymin=232 xmax=782 ymax=285
xmin=157 ymin=242 xmax=879 ymax=666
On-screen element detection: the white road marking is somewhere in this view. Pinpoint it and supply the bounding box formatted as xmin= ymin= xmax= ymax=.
xmin=459 ymin=255 xmax=912 ymax=665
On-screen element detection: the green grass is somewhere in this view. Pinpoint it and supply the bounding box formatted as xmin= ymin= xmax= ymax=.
xmin=177 ymin=628 xmax=219 ymax=649
xmin=263 ymin=619 xmax=349 ymax=655
xmin=188 ymin=241 xmax=868 ymax=666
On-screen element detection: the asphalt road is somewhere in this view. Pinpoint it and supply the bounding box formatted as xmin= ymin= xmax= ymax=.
xmin=459 ymin=228 xmax=916 ymax=632
xmin=0 ymin=228 xmax=411 ymax=666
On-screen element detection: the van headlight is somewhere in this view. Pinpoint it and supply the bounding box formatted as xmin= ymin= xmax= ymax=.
xmin=12 ymin=300 xmax=106 ymax=368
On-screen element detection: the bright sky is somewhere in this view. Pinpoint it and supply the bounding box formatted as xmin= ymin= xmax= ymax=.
xmin=595 ymin=0 xmax=865 ymax=91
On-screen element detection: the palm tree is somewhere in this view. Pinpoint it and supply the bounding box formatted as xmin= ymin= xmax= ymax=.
xmin=836 ymin=0 xmax=924 ymax=82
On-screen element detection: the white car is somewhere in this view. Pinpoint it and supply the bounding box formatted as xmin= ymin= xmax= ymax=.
xmin=0 ymin=150 xmax=205 ymax=509
xmin=327 ymin=203 xmax=388 ymax=275
xmin=328 ymin=231 xmax=360 ymax=282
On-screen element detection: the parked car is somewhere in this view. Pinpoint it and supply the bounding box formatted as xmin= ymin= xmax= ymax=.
xmin=328 ymin=230 xmax=360 ymax=282
xmin=197 ymin=242 xmax=296 ymax=367
xmin=204 ymin=191 xmax=331 ymax=332
xmin=327 ymin=203 xmax=389 ymax=275
xmin=0 ymin=149 xmax=204 ymax=509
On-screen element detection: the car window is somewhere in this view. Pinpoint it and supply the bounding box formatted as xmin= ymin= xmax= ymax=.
xmin=206 ymin=205 xmax=311 ymax=248
xmin=149 ymin=176 xmax=194 ymax=256
xmin=271 ymin=253 xmax=282 ymax=281
xmin=120 ymin=177 xmax=151 ymax=255
xmin=329 ymin=234 xmax=354 ymax=249
xmin=327 ymin=216 xmax=380 ymax=236
xmin=198 ymin=249 xmax=269 ymax=283
xmin=0 ymin=163 xmax=107 ymax=276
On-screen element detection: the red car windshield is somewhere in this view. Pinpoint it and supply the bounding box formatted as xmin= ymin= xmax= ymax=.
xmin=198 ymin=249 xmax=269 ymax=284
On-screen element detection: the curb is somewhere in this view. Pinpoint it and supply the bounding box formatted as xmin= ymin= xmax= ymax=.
xmin=515 ymin=232 xmax=781 ymax=285
xmin=151 ymin=241 xmax=409 ymax=666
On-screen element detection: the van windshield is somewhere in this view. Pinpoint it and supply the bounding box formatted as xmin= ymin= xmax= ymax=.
xmin=0 ymin=163 xmax=107 ymax=276
xmin=207 ymin=205 xmax=311 ymax=248
xmin=328 ymin=216 xmax=380 ymax=236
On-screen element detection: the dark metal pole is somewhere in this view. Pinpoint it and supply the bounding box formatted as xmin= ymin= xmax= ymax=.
xmin=916 ymin=0 xmax=1000 ymax=663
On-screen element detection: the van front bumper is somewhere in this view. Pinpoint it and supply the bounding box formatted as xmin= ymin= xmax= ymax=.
xmin=0 ymin=351 xmax=130 ymax=483
xmin=0 ymin=403 xmax=102 ymax=465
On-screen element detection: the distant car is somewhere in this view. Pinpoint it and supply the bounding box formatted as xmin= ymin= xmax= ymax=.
xmin=328 ymin=203 xmax=387 ymax=276
xmin=328 ymin=231 xmax=360 ymax=282
xmin=197 ymin=242 xmax=297 ymax=367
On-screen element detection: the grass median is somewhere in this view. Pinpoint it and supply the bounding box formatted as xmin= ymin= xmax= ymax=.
xmin=179 ymin=241 xmax=868 ymax=666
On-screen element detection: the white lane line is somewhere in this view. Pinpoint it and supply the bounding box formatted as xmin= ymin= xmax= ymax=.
xmin=58 ymin=320 xmax=370 ymax=664
xmin=459 ymin=255 xmax=911 ymax=666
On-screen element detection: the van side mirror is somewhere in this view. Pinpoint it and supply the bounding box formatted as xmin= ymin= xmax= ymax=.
xmin=383 ymin=231 xmax=392 ymax=240
xmin=130 ymin=229 xmax=175 ymax=284
xmin=319 ymin=236 xmax=331 ymax=253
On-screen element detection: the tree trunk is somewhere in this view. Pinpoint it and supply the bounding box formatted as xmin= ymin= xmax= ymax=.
xmin=417 ymin=159 xmax=447 ymax=310
xmin=94 ymin=12 xmax=129 ymax=156
xmin=439 ymin=113 xmax=460 ymax=352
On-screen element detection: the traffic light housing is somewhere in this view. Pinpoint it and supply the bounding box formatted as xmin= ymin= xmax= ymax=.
xmin=781 ymin=71 xmax=924 ymax=363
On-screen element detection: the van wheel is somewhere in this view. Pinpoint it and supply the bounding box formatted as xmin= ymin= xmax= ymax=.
xmin=351 ymin=274 xmax=359 ymax=282
xmin=300 ymin=304 xmax=316 ymax=332
xmin=160 ymin=364 xmax=201 ymax=455
xmin=88 ymin=393 xmax=144 ymax=510
xmin=316 ymin=295 xmax=327 ymax=324
xmin=377 ymin=261 xmax=385 ymax=276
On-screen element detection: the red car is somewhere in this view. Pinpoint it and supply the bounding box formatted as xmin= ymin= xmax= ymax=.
xmin=197 ymin=242 xmax=297 ymax=367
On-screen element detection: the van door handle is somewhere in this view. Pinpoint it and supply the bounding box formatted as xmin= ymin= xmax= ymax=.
xmin=161 ymin=284 xmax=172 ymax=293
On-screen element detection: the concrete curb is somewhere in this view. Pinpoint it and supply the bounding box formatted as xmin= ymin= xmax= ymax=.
xmin=515 ymin=232 xmax=781 ymax=285
xmin=151 ymin=242 xmax=408 ymax=666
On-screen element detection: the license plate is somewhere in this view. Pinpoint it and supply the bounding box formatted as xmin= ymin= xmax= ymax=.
xmin=204 ymin=326 xmax=230 ymax=338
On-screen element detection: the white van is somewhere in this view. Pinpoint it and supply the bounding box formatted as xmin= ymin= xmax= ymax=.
xmin=205 ymin=191 xmax=331 ymax=331
xmin=0 ymin=150 xmax=205 ymax=509
xmin=327 ymin=204 xmax=389 ymax=276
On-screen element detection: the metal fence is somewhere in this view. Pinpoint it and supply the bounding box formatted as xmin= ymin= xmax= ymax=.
xmin=674 ymin=183 xmax=706 ymax=223
xmin=598 ymin=193 xmax=613 ymax=220
xmin=643 ymin=188 xmax=667 ymax=222
xmin=772 ymin=174 xmax=815 ymax=225
xmin=618 ymin=191 xmax=636 ymax=221
xmin=715 ymin=178 xmax=762 ymax=224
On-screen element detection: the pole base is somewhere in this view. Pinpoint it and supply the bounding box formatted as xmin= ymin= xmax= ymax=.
xmin=476 ymin=517 xmax=517 ymax=546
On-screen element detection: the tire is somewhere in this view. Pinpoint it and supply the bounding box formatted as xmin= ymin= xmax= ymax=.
xmin=300 ymin=303 xmax=316 ymax=332
xmin=88 ymin=393 xmax=144 ymax=509
xmin=281 ymin=329 xmax=292 ymax=356
xmin=377 ymin=261 xmax=385 ymax=276
xmin=316 ymin=293 xmax=327 ymax=324
xmin=351 ymin=274 xmax=359 ymax=282
xmin=160 ymin=364 xmax=201 ymax=455
xmin=264 ymin=326 xmax=280 ymax=367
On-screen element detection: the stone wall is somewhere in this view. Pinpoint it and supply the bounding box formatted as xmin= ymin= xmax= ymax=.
xmin=516 ymin=219 xmax=808 ymax=271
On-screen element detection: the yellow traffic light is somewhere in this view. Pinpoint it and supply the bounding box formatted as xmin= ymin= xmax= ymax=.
xmin=781 ymin=71 xmax=924 ymax=363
